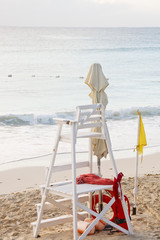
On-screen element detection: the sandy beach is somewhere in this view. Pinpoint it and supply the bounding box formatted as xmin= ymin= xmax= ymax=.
xmin=0 ymin=152 xmax=160 ymax=239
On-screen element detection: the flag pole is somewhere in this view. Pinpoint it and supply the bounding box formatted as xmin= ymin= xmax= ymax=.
xmin=133 ymin=110 xmax=140 ymax=215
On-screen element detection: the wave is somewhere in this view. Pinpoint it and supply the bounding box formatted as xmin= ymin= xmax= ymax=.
xmin=0 ymin=112 xmax=75 ymax=126
xmin=106 ymin=106 xmax=160 ymax=120
xmin=0 ymin=106 xmax=160 ymax=126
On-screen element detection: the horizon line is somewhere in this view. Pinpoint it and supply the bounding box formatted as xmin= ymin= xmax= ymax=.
xmin=0 ymin=25 xmax=160 ymax=29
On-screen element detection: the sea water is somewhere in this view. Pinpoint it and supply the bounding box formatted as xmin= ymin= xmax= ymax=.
xmin=0 ymin=27 xmax=160 ymax=170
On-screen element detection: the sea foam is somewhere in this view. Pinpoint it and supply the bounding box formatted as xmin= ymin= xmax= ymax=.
xmin=0 ymin=106 xmax=159 ymax=126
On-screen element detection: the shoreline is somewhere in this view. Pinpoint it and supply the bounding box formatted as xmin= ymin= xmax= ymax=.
xmin=0 ymin=152 xmax=160 ymax=195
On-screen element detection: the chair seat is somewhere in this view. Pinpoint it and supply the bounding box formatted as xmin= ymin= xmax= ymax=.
xmin=77 ymin=132 xmax=105 ymax=139
xmin=60 ymin=132 xmax=105 ymax=142
xmin=48 ymin=182 xmax=113 ymax=196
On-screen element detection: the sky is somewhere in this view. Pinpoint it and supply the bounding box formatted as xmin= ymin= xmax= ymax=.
xmin=0 ymin=0 xmax=160 ymax=27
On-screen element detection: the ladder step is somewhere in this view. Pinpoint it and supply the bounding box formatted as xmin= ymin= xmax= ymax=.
xmin=31 ymin=212 xmax=88 ymax=229
xmin=31 ymin=215 xmax=73 ymax=229
xmin=36 ymin=195 xmax=89 ymax=211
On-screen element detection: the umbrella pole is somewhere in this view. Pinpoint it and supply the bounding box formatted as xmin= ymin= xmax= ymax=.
xmin=97 ymin=157 xmax=102 ymax=177
xmin=97 ymin=157 xmax=103 ymax=212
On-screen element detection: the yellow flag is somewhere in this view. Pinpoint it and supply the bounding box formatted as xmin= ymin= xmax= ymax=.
xmin=137 ymin=110 xmax=147 ymax=156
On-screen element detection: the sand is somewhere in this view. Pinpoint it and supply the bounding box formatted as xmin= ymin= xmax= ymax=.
xmin=0 ymin=152 xmax=160 ymax=240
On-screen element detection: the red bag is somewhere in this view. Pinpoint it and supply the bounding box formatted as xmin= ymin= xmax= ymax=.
xmin=76 ymin=173 xmax=114 ymax=185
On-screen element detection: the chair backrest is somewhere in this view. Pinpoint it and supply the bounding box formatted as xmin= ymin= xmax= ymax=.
xmin=51 ymin=104 xmax=105 ymax=175
xmin=75 ymin=104 xmax=105 ymax=131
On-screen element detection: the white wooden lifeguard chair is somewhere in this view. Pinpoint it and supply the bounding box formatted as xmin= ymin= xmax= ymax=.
xmin=31 ymin=104 xmax=133 ymax=239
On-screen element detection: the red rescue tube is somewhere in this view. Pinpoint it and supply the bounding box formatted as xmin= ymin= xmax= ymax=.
xmin=92 ymin=193 xmax=130 ymax=231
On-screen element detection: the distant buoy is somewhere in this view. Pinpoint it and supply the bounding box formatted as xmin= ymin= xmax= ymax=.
xmin=56 ymin=75 xmax=60 ymax=78
xmin=8 ymin=74 xmax=12 ymax=77
xmin=80 ymin=76 xmax=84 ymax=79
xmin=32 ymin=75 xmax=36 ymax=77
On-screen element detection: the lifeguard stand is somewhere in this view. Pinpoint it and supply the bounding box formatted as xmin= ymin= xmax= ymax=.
xmin=31 ymin=104 xmax=133 ymax=239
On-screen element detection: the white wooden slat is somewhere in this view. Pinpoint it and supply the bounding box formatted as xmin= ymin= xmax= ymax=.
xmin=49 ymin=183 xmax=113 ymax=196
xmin=78 ymin=122 xmax=102 ymax=129
xmin=40 ymin=180 xmax=72 ymax=195
xmin=77 ymin=132 xmax=104 ymax=139
xmin=40 ymin=180 xmax=72 ymax=191
xmin=78 ymin=114 xmax=102 ymax=127
xmin=47 ymin=189 xmax=72 ymax=199
xmin=58 ymin=125 xmax=104 ymax=140
xmin=71 ymin=122 xmax=78 ymax=240
xmin=76 ymin=104 xmax=101 ymax=110
xmin=77 ymin=105 xmax=101 ymax=128
xmin=36 ymin=194 xmax=89 ymax=211
xmin=79 ymin=116 xmax=101 ymax=122
xmin=46 ymin=197 xmax=85 ymax=221
xmin=52 ymin=161 xmax=89 ymax=172
xmin=79 ymin=110 xmax=101 ymax=117
xmin=31 ymin=215 xmax=73 ymax=229
xmin=58 ymin=194 xmax=88 ymax=203
xmin=60 ymin=132 xmax=104 ymax=140
xmin=31 ymin=212 xmax=88 ymax=229
xmin=49 ymin=180 xmax=72 ymax=187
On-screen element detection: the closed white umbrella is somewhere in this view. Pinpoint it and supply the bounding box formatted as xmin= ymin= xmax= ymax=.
xmin=85 ymin=63 xmax=109 ymax=160
xmin=85 ymin=63 xmax=109 ymax=212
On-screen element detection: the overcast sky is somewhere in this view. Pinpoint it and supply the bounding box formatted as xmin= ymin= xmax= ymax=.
xmin=0 ymin=0 xmax=160 ymax=27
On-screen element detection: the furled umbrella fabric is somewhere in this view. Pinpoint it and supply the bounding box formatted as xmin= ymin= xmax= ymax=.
xmin=85 ymin=63 xmax=109 ymax=108
xmin=85 ymin=63 xmax=109 ymax=159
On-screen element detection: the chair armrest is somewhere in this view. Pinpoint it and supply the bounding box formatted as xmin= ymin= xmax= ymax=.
xmin=53 ymin=118 xmax=78 ymax=125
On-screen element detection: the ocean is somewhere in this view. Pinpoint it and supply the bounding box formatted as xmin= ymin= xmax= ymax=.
xmin=0 ymin=27 xmax=160 ymax=170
